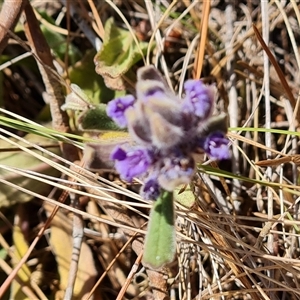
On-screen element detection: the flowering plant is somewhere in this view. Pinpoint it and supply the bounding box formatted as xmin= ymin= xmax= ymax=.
xmin=106 ymin=66 xmax=230 ymax=268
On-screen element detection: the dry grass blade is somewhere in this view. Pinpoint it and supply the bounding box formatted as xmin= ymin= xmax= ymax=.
xmin=87 ymin=0 xmax=105 ymax=39
xmin=253 ymin=24 xmax=298 ymax=120
xmin=193 ymin=0 xmax=210 ymax=79
xmin=201 ymin=228 xmax=262 ymax=300
xmin=2 ymin=1 xmax=300 ymax=299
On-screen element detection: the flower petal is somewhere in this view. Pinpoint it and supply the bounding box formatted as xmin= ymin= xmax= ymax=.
xmin=111 ymin=146 xmax=152 ymax=181
xmin=141 ymin=176 xmax=161 ymax=200
xmin=106 ymin=95 xmax=135 ymax=128
xmin=183 ymin=80 xmax=215 ymax=120
xmin=111 ymin=146 xmax=127 ymax=160
xmin=201 ymin=132 xmax=230 ymax=160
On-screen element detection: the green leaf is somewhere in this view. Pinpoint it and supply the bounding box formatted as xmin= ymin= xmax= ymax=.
xmin=78 ymin=104 xmax=124 ymax=132
xmin=39 ymin=12 xmax=81 ymax=64
xmin=174 ymin=184 xmax=195 ymax=208
xmin=0 ymin=248 xmax=7 ymax=260
xmin=69 ymin=50 xmax=119 ymax=104
xmin=143 ymin=191 xmax=176 ymax=269
xmin=94 ymin=18 xmax=149 ymax=90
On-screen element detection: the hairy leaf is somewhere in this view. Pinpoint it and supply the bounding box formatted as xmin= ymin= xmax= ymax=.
xmin=143 ymin=191 xmax=176 ymax=269
xmin=78 ymin=104 xmax=124 ymax=132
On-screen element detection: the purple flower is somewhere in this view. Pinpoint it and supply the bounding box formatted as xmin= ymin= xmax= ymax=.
xmin=106 ymin=95 xmax=135 ymax=128
xmin=141 ymin=176 xmax=161 ymax=200
xmin=200 ymin=132 xmax=230 ymax=160
xmin=111 ymin=146 xmax=152 ymax=181
xmin=182 ymin=80 xmax=214 ymax=120
xmin=104 ymin=66 xmax=230 ymax=199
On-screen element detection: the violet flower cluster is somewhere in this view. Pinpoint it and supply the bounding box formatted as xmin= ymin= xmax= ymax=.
xmin=106 ymin=66 xmax=230 ymax=200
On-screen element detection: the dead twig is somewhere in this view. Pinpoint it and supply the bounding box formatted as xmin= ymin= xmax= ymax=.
xmin=0 ymin=0 xmax=25 ymax=54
